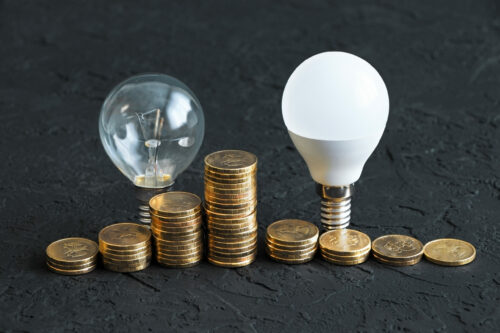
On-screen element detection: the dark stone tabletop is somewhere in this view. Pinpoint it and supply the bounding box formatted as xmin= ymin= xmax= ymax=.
xmin=1 ymin=0 xmax=499 ymax=331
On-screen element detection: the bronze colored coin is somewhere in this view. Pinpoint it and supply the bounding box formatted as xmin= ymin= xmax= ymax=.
xmin=151 ymin=221 xmax=202 ymax=234
xmin=207 ymin=252 xmax=257 ymax=267
xmin=208 ymin=224 xmax=258 ymax=237
xmin=149 ymin=191 xmax=202 ymax=217
xmin=150 ymin=212 xmax=203 ymax=224
xmin=151 ymin=226 xmax=202 ymax=240
xmin=46 ymin=258 xmax=97 ymax=270
xmin=102 ymin=260 xmax=150 ymax=273
xmin=372 ymin=252 xmax=422 ymax=266
xmin=266 ymin=246 xmax=317 ymax=259
xmin=209 ymin=246 xmax=256 ymax=257
xmin=204 ymin=150 xmax=257 ymax=174
xmin=204 ymin=172 xmax=256 ymax=183
xmin=204 ymin=177 xmax=256 ymax=189
xmin=207 ymin=221 xmax=257 ymax=233
xmin=156 ymin=252 xmax=203 ymax=262
xmin=204 ymin=199 xmax=256 ymax=210
xmin=204 ymin=167 xmax=256 ymax=178
xmin=204 ymin=204 xmax=256 ymax=217
xmin=268 ymin=255 xmax=315 ymax=265
xmin=322 ymin=252 xmax=370 ymax=265
xmin=156 ymin=245 xmax=203 ymax=256
xmin=156 ymin=257 xmax=202 ymax=267
xmin=423 ymin=238 xmax=476 ymax=266
xmin=155 ymin=241 xmax=203 ymax=251
xmin=266 ymin=219 xmax=319 ymax=246
xmin=208 ymin=236 xmax=257 ymax=249
xmin=101 ymin=249 xmax=152 ymax=261
xmin=205 ymin=182 xmax=256 ymax=194
xmin=208 ymin=231 xmax=257 ymax=242
xmin=265 ymin=237 xmax=316 ymax=251
xmin=102 ymin=254 xmax=152 ymax=265
xmin=372 ymin=235 xmax=424 ymax=261
xmin=46 ymin=262 xmax=96 ymax=275
xmin=99 ymin=223 xmax=151 ymax=250
xmin=266 ymin=241 xmax=317 ymax=255
xmin=204 ymin=193 xmax=256 ymax=205
xmin=207 ymin=212 xmax=257 ymax=224
xmin=209 ymin=241 xmax=257 ymax=253
xmin=46 ymin=237 xmax=99 ymax=266
xmin=319 ymin=229 xmax=371 ymax=256
xmin=99 ymin=241 xmax=151 ymax=256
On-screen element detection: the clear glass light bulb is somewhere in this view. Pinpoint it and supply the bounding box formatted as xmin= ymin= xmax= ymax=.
xmin=99 ymin=73 xmax=204 ymax=223
xmin=282 ymin=52 xmax=389 ymax=230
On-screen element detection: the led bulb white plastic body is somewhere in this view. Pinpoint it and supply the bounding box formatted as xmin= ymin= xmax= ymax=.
xmin=282 ymin=51 xmax=389 ymax=187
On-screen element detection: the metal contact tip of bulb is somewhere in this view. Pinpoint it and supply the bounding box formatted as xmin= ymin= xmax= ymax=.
xmin=135 ymin=184 xmax=174 ymax=226
xmin=316 ymin=183 xmax=354 ymax=230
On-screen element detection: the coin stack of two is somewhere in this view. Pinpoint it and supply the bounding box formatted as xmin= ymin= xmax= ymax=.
xmin=204 ymin=150 xmax=258 ymax=268
xmin=266 ymin=219 xmax=319 ymax=264
xmin=99 ymin=223 xmax=152 ymax=272
xmin=46 ymin=238 xmax=98 ymax=275
xmin=149 ymin=192 xmax=204 ymax=268
xmin=319 ymin=229 xmax=371 ymax=265
xmin=371 ymin=234 xmax=424 ymax=266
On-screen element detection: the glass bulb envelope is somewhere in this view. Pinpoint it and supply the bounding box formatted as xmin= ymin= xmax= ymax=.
xmin=99 ymin=74 xmax=205 ymax=189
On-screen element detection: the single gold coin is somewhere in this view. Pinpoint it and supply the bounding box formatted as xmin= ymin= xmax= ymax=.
xmin=372 ymin=234 xmax=424 ymax=261
xmin=205 ymin=150 xmax=257 ymax=174
xmin=319 ymin=229 xmax=371 ymax=256
xmin=423 ymin=238 xmax=476 ymax=266
xmin=372 ymin=252 xmax=422 ymax=266
xmin=99 ymin=223 xmax=151 ymax=250
xmin=149 ymin=192 xmax=201 ymax=217
xmin=266 ymin=219 xmax=319 ymax=246
xmin=46 ymin=237 xmax=98 ymax=266
xmin=46 ymin=262 xmax=96 ymax=275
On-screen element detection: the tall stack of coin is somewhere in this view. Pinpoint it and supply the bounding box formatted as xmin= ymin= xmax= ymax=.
xmin=46 ymin=237 xmax=98 ymax=275
xmin=149 ymin=192 xmax=204 ymax=268
xmin=372 ymin=234 xmax=423 ymax=266
xmin=319 ymin=229 xmax=371 ymax=265
xmin=266 ymin=219 xmax=318 ymax=264
xmin=99 ymin=223 xmax=152 ymax=272
xmin=204 ymin=150 xmax=258 ymax=267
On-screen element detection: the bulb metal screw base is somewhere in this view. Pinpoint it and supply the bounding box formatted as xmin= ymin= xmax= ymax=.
xmin=316 ymin=183 xmax=354 ymax=230
xmin=135 ymin=184 xmax=174 ymax=225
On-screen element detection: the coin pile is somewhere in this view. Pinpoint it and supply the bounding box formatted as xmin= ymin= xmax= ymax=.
xmin=319 ymin=229 xmax=371 ymax=265
xmin=266 ymin=219 xmax=319 ymax=264
xmin=99 ymin=223 xmax=152 ymax=272
xmin=372 ymin=234 xmax=423 ymax=266
xmin=46 ymin=237 xmax=98 ymax=275
xmin=424 ymin=238 xmax=476 ymax=266
xmin=149 ymin=192 xmax=204 ymax=268
xmin=204 ymin=150 xmax=258 ymax=267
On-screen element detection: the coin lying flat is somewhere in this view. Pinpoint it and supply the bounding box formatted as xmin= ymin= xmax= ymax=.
xmin=149 ymin=192 xmax=202 ymax=217
xmin=204 ymin=150 xmax=257 ymax=174
xmin=424 ymin=238 xmax=476 ymax=266
xmin=99 ymin=223 xmax=151 ymax=249
xmin=46 ymin=262 xmax=96 ymax=275
xmin=319 ymin=229 xmax=371 ymax=256
xmin=267 ymin=219 xmax=319 ymax=246
xmin=46 ymin=237 xmax=98 ymax=266
xmin=372 ymin=235 xmax=423 ymax=260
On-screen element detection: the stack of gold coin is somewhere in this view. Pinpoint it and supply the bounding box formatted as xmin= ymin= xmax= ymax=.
xmin=99 ymin=223 xmax=152 ymax=272
xmin=319 ymin=229 xmax=371 ymax=265
xmin=149 ymin=191 xmax=204 ymax=268
xmin=46 ymin=237 xmax=98 ymax=275
xmin=204 ymin=150 xmax=258 ymax=267
xmin=266 ymin=219 xmax=319 ymax=264
xmin=424 ymin=238 xmax=476 ymax=266
xmin=372 ymin=234 xmax=423 ymax=266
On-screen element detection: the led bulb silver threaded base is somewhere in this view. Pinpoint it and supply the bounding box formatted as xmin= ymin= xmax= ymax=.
xmin=135 ymin=184 xmax=174 ymax=225
xmin=316 ymin=183 xmax=354 ymax=230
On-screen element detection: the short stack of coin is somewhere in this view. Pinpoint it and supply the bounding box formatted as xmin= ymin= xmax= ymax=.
xmin=149 ymin=192 xmax=204 ymax=268
xmin=46 ymin=237 xmax=98 ymax=275
xmin=372 ymin=234 xmax=423 ymax=266
xmin=319 ymin=229 xmax=371 ymax=265
xmin=266 ymin=219 xmax=318 ymax=264
xmin=99 ymin=223 xmax=152 ymax=272
xmin=204 ymin=150 xmax=258 ymax=267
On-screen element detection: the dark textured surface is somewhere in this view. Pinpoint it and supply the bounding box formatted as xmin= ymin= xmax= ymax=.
xmin=1 ymin=0 xmax=499 ymax=331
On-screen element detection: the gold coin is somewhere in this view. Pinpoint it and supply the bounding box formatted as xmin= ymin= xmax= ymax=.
xmin=150 ymin=212 xmax=203 ymax=223
xmin=319 ymin=248 xmax=371 ymax=260
xmin=266 ymin=219 xmax=319 ymax=246
xmin=204 ymin=167 xmax=256 ymax=178
xmin=209 ymin=245 xmax=256 ymax=257
xmin=207 ymin=212 xmax=256 ymax=224
xmin=208 ymin=230 xmax=257 ymax=242
xmin=46 ymin=258 xmax=97 ymax=270
xmin=46 ymin=262 xmax=96 ymax=275
xmin=156 ymin=251 xmax=203 ymax=261
xmin=207 ymin=253 xmax=256 ymax=267
xmin=156 ymin=258 xmax=202 ymax=268
xmin=372 ymin=253 xmax=422 ymax=266
xmin=46 ymin=237 xmax=98 ymax=266
xmin=208 ymin=236 xmax=257 ymax=249
xmin=321 ymin=252 xmax=370 ymax=265
xmin=208 ymin=224 xmax=258 ymax=237
xmin=99 ymin=241 xmax=151 ymax=255
xmin=319 ymin=229 xmax=371 ymax=256
xmin=204 ymin=150 xmax=257 ymax=174
xmin=149 ymin=191 xmax=201 ymax=217
xmin=154 ymin=241 xmax=202 ymax=251
xmin=204 ymin=193 xmax=256 ymax=205
xmin=156 ymin=245 xmax=203 ymax=256
xmin=204 ymin=204 xmax=256 ymax=217
xmin=205 ymin=182 xmax=256 ymax=194
xmin=209 ymin=241 xmax=257 ymax=253
xmin=266 ymin=246 xmax=317 ymax=259
xmin=268 ymin=254 xmax=314 ymax=265
xmin=204 ymin=177 xmax=256 ymax=189
xmin=204 ymin=199 xmax=256 ymax=210
xmin=204 ymin=172 xmax=256 ymax=183
xmin=102 ymin=254 xmax=152 ymax=265
xmin=151 ymin=227 xmax=203 ymax=241
xmin=154 ymin=236 xmax=203 ymax=246
xmin=101 ymin=249 xmax=152 ymax=261
xmin=207 ymin=222 xmax=257 ymax=234
xmin=265 ymin=237 xmax=316 ymax=251
xmin=266 ymin=241 xmax=317 ymax=255
xmin=423 ymin=238 xmax=476 ymax=266
xmin=151 ymin=221 xmax=202 ymax=234
xmin=372 ymin=235 xmax=423 ymax=261
xmin=99 ymin=223 xmax=151 ymax=250
xmin=102 ymin=260 xmax=150 ymax=273
xmin=207 ymin=217 xmax=257 ymax=228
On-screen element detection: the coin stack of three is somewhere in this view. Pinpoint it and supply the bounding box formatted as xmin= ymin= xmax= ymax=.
xmin=204 ymin=150 xmax=258 ymax=267
xmin=99 ymin=223 xmax=152 ymax=272
xmin=46 ymin=237 xmax=98 ymax=275
xmin=149 ymin=192 xmax=204 ymax=268
xmin=319 ymin=229 xmax=371 ymax=265
xmin=266 ymin=219 xmax=319 ymax=264
xmin=372 ymin=234 xmax=423 ymax=266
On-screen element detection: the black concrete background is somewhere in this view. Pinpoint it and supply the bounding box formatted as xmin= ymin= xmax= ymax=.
xmin=1 ymin=0 xmax=499 ymax=331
